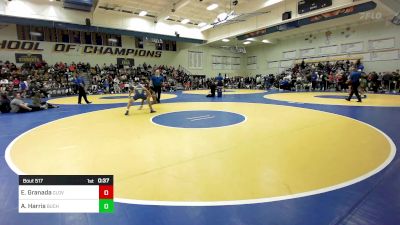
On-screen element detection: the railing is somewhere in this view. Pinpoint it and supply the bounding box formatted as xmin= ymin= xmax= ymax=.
xmin=179 ymin=66 xmax=192 ymax=76
xmin=81 ymin=72 xmax=91 ymax=89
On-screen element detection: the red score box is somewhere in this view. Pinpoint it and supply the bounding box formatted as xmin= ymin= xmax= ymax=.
xmin=99 ymin=185 xmax=114 ymax=199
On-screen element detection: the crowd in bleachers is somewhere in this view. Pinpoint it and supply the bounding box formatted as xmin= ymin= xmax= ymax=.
xmin=0 ymin=60 xmax=192 ymax=113
xmin=0 ymin=60 xmax=191 ymax=97
xmin=87 ymin=62 xmax=187 ymax=94
xmin=184 ymin=60 xmax=399 ymax=93
xmin=269 ymin=59 xmax=400 ymax=93
xmin=1 ymin=58 xmax=399 ymax=113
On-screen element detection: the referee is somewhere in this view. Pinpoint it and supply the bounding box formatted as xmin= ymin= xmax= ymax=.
xmin=151 ymin=69 xmax=164 ymax=103
xmin=346 ymin=67 xmax=362 ymax=103
xmin=74 ymin=74 xmax=91 ymax=104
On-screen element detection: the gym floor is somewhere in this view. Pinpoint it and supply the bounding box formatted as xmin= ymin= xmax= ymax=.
xmin=1 ymin=90 xmax=399 ymax=225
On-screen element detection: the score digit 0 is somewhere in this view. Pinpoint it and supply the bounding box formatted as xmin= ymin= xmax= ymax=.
xmin=99 ymin=185 xmax=113 ymax=199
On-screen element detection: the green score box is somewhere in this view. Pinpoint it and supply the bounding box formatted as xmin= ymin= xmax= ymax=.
xmin=99 ymin=199 xmax=114 ymax=213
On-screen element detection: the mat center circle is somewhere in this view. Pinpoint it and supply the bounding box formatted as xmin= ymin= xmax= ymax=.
xmin=152 ymin=110 xmax=246 ymax=128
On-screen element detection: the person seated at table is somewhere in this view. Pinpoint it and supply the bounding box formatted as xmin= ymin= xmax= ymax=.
xmin=206 ymin=80 xmax=216 ymax=97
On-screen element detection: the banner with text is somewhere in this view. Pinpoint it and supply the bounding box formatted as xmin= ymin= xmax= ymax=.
xmin=15 ymin=53 xmax=43 ymax=64
xmin=117 ymin=58 xmax=135 ymax=67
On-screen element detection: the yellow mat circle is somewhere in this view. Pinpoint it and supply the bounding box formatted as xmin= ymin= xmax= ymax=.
xmin=7 ymin=102 xmax=394 ymax=205
xmin=47 ymin=93 xmax=177 ymax=105
xmin=183 ymin=89 xmax=266 ymax=95
xmin=265 ymin=92 xmax=400 ymax=107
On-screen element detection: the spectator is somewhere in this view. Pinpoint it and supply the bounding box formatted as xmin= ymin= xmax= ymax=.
xmin=31 ymin=92 xmax=58 ymax=109
xmin=356 ymin=59 xmax=364 ymax=72
xmin=10 ymin=93 xmax=44 ymax=113
xmin=0 ymin=93 xmax=11 ymax=113
xmin=311 ymin=71 xmax=318 ymax=90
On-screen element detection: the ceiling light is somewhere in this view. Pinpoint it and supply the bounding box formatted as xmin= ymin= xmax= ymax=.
xmin=262 ymin=39 xmax=271 ymax=43
xmin=264 ymin=0 xmax=283 ymax=7
xmin=181 ymin=19 xmax=190 ymax=24
xmin=200 ymin=24 xmax=212 ymax=31
xmin=198 ymin=22 xmax=207 ymax=27
xmin=222 ymin=39 xmax=230 ymax=42
xmin=246 ymin=38 xmax=255 ymax=41
xmin=243 ymin=41 xmax=251 ymax=45
xmin=29 ymin=32 xmax=42 ymax=37
xmin=139 ymin=11 xmax=147 ymax=16
xmin=217 ymin=12 xmax=228 ymax=20
xmin=49 ymin=0 xmax=54 ymax=2
xmin=165 ymin=16 xmax=170 ymax=20
xmin=207 ymin=3 xmax=218 ymax=11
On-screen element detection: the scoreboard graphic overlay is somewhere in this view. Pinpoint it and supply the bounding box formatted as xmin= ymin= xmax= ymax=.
xmin=19 ymin=175 xmax=113 ymax=213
